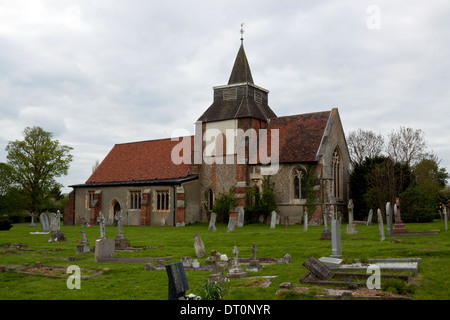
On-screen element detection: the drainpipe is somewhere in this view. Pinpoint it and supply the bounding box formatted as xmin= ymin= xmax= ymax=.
xmin=172 ymin=185 xmax=177 ymax=226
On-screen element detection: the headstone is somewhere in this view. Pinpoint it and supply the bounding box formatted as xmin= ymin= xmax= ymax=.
xmin=270 ymin=211 xmax=277 ymax=229
xmin=114 ymin=211 xmax=130 ymax=249
xmin=330 ymin=214 xmax=342 ymax=258
xmin=48 ymin=211 xmax=66 ymax=242
xmin=320 ymin=207 xmax=331 ymax=240
xmin=39 ymin=212 xmax=50 ymax=232
xmin=303 ymin=209 xmax=308 ymax=232
xmin=166 ymin=262 xmax=189 ymax=300
xmin=97 ymin=212 xmax=107 ymax=239
xmin=208 ymin=213 xmax=217 ymax=232
xmin=303 ymin=257 xmax=334 ymax=280
xmin=76 ymin=231 xmax=91 ymax=254
xmin=161 ymin=217 xmax=166 ymax=226
xmin=394 ymin=204 xmax=398 ymax=223
xmin=226 ymin=245 xmax=248 ymax=278
xmin=246 ymin=243 xmax=262 ymax=272
xmin=346 ymin=199 xmax=357 ymax=234
xmin=49 ymin=212 xmax=58 ymax=232
xmin=386 ymin=202 xmax=392 ymax=237
xmin=377 ymin=209 xmax=385 ymax=241
xmin=94 ymin=238 xmax=115 ymax=262
xmin=367 ymin=209 xmax=373 ymax=226
xmin=227 ymin=217 xmax=236 ymax=233
xmin=193 ymin=233 xmax=206 ymax=258
xmin=29 ymin=212 xmax=36 ymax=227
xmin=237 ymin=207 xmax=244 ymax=227
xmin=181 ymin=256 xmax=193 ymax=268
xmin=393 ymin=198 xmax=408 ymax=234
xmin=444 ymin=206 xmax=448 ymax=231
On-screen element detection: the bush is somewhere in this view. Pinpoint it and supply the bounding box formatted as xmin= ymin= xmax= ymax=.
xmin=0 ymin=218 xmax=13 ymax=231
xmin=212 ymin=188 xmax=237 ymax=223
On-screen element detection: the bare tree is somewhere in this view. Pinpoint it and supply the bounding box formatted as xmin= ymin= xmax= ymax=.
xmin=386 ymin=126 xmax=426 ymax=166
xmin=347 ymin=129 xmax=385 ymax=166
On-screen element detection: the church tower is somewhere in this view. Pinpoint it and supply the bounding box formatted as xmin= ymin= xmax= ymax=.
xmin=196 ymin=25 xmax=276 ymax=221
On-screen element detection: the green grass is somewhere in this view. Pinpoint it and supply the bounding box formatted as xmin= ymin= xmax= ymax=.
xmin=1 ymin=220 xmax=450 ymax=300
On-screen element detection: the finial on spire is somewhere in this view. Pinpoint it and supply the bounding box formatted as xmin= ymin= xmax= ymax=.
xmin=240 ymin=22 xmax=245 ymax=45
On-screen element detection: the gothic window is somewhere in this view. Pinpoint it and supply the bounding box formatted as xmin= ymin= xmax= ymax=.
xmin=130 ymin=191 xmax=142 ymax=209
xmin=156 ymin=190 xmax=170 ymax=212
xmin=88 ymin=191 xmax=95 ymax=208
xmin=293 ymin=169 xmax=307 ymax=200
xmin=332 ymin=148 xmax=342 ymax=199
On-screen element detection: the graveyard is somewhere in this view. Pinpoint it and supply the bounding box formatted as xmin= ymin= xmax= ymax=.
xmin=1 ymin=217 xmax=450 ymax=300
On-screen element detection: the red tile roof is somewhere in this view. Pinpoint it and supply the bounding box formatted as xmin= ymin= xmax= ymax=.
xmin=267 ymin=111 xmax=331 ymax=163
xmin=86 ymin=136 xmax=194 ymax=184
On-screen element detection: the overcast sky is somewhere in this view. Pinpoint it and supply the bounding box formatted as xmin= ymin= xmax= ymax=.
xmin=1 ymin=0 xmax=449 ymax=193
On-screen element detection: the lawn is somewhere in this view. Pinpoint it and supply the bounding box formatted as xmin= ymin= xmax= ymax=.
xmin=1 ymin=220 xmax=450 ymax=300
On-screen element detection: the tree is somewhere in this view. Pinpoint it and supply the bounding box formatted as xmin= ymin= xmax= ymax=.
xmin=347 ymin=129 xmax=385 ymax=166
xmin=387 ymin=126 xmax=426 ymax=166
xmin=244 ymin=176 xmax=277 ymax=223
xmin=5 ymin=126 xmax=73 ymax=217
xmin=212 ymin=187 xmax=237 ymax=223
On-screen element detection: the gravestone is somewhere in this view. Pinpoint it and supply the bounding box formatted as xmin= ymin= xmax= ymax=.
xmin=246 ymin=243 xmax=262 ymax=272
xmin=303 ymin=257 xmax=334 ymax=280
xmin=97 ymin=212 xmax=107 ymax=239
xmin=48 ymin=211 xmax=66 ymax=242
xmin=237 ymin=207 xmax=245 ymax=227
xmin=303 ymin=209 xmax=308 ymax=232
xmin=76 ymin=231 xmax=91 ymax=254
xmin=39 ymin=213 xmax=50 ymax=232
xmin=320 ymin=207 xmax=331 ymax=240
xmin=193 ymin=233 xmax=206 ymax=258
xmin=377 ymin=209 xmax=385 ymax=241
xmin=227 ymin=217 xmax=236 ymax=233
xmin=114 ymin=211 xmax=130 ymax=249
xmin=394 ymin=204 xmax=398 ymax=223
xmin=166 ymin=262 xmax=189 ymax=300
xmin=29 ymin=213 xmax=36 ymax=227
xmin=346 ymin=199 xmax=357 ymax=234
xmin=181 ymin=256 xmax=193 ymax=268
xmin=330 ymin=214 xmax=342 ymax=258
xmin=367 ymin=209 xmax=373 ymax=226
xmin=94 ymin=238 xmax=115 ymax=262
xmin=161 ymin=217 xmax=166 ymax=226
xmin=208 ymin=213 xmax=217 ymax=232
xmin=393 ymin=198 xmax=408 ymax=234
xmin=226 ymin=245 xmax=247 ymax=278
xmin=386 ymin=202 xmax=392 ymax=237
xmin=444 ymin=206 xmax=448 ymax=231
xmin=270 ymin=211 xmax=277 ymax=229
xmin=49 ymin=212 xmax=58 ymax=232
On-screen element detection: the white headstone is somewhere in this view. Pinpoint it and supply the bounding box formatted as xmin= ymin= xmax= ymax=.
xmin=270 ymin=211 xmax=277 ymax=229
xmin=237 ymin=207 xmax=245 ymax=227
xmin=444 ymin=206 xmax=448 ymax=231
xmin=227 ymin=217 xmax=236 ymax=233
xmin=377 ymin=209 xmax=385 ymax=241
xmin=386 ymin=202 xmax=392 ymax=237
xmin=303 ymin=209 xmax=308 ymax=232
xmin=331 ymin=217 xmax=342 ymax=258
xmin=39 ymin=213 xmax=50 ymax=232
xmin=367 ymin=209 xmax=373 ymax=226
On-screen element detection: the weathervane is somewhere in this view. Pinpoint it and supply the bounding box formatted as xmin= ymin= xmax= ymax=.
xmin=240 ymin=22 xmax=245 ymax=44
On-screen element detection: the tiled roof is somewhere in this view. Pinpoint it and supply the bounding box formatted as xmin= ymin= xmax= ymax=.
xmin=267 ymin=111 xmax=331 ymax=162
xmin=85 ymin=136 xmax=194 ymax=184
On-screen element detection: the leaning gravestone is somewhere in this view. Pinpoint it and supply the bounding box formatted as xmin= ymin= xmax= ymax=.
xmin=303 ymin=257 xmax=334 ymax=280
xmin=166 ymin=262 xmax=189 ymax=300
xmin=377 ymin=209 xmax=385 ymax=241
xmin=208 ymin=213 xmax=217 ymax=232
xmin=193 ymin=234 xmax=206 ymax=258
xmin=367 ymin=209 xmax=373 ymax=226
xmin=227 ymin=217 xmax=236 ymax=233
xmin=39 ymin=213 xmax=50 ymax=232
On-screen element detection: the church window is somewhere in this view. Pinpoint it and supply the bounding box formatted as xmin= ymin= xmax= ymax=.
xmin=332 ymin=148 xmax=342 ymax=199
xmin=293 ymin=169 xmax=307 ymax=200
xmin=130 ymin=191 xmax=142 ymax=209
xmin=207 ymin=188 xmax=214 ymax=211
xmin=156 ymin=190 xmax=170 ymax=212
xmin=88 ymin=191 xmax=95 ymax=208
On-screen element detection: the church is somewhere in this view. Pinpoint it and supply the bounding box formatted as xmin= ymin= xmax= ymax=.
xmin=64 ymin=35 xmax=350 ymax=227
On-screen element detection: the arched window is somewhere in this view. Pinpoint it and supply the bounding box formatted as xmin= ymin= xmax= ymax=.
xmin=332 ymin=148 xmax=342 ymax=199
xmin=293 ymin=168 xmax=307 ymax=200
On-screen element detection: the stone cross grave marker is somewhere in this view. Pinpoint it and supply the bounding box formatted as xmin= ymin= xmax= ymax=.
xmin=208 ymin=213 xmax=217 ymax=232
xmin=39 ymin=212 xmax=49 ymax=232
xmin=166 ymin=262 xmax=189 ymax=300
xmin=247 ymin=242 xmax=262 ymax=272
xmin=76 ymin=231 xmax=91 ymax=254
xmin=377 ymin=209 xmax=385 ymax=241
xmin=114 ymin=211 xmax=125 ymax=239
xmin=97 ymin=212 xmax=106 ymax=239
